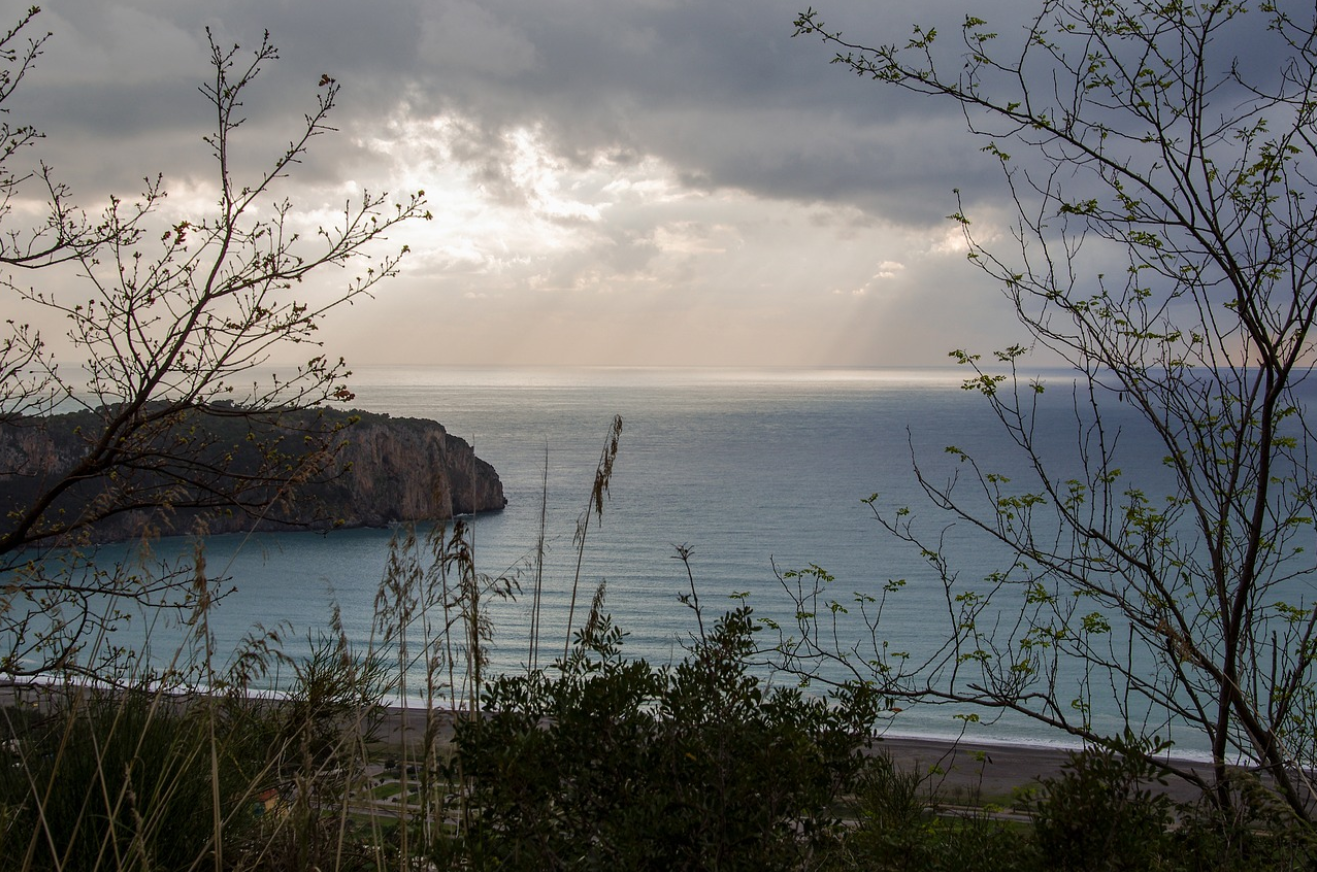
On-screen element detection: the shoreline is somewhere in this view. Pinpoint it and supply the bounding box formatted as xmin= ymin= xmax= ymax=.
xmin=374 ymin=703 xmax=1214 ymax=805
xmin=0 ymin=681 xmax=1214 ymax=807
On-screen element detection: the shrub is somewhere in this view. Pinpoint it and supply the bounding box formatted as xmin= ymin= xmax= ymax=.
xmin=1029 ymin=736 xmax=1174 ymax=871
xmin=842 ymin=753 xmax=1035 ymax=872
xmin=1170 ymin=771 xmax=1317 ymax=871
xmin=446 ymin=606 xmax=879 ymax=871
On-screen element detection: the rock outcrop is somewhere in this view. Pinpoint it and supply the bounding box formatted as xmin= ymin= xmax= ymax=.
xmin=0 ymin=405 xmax=506 ymax=543
xmin=307 ymin=412 xmax=507 ymax=528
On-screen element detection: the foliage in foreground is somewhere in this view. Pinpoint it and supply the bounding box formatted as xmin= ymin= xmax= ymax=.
xmin=0 ymin=606 xmax=1315 ymax=870
xmin=446 ymin=607 xmax=880 ymax=871
xmin=0 ymin=690 xmax=250 ymax=870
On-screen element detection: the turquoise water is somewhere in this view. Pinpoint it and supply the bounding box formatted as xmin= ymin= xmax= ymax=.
xmin=51 ymin=365 xmax=1307 ymax=751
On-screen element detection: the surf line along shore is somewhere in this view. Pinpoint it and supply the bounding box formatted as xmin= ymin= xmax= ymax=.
xmin=375 ymin=703 xmax=1215 ymax=806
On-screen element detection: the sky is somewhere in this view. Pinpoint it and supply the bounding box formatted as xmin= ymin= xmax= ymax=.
xmin=0 ymin=0 xmax=1272 ymax=368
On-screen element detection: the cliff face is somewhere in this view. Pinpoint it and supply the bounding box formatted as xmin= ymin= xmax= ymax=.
xmin=311 ymin=415 xmax=507 ymax=529
xmin=0 ymin=406 xmax=506 ymax=543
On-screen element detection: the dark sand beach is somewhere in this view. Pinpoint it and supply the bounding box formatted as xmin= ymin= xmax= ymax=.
xmin=0 ymin=683 xmax=1213 ymax=806
xmin=375 ymin=704 xmax=1213 ymax=806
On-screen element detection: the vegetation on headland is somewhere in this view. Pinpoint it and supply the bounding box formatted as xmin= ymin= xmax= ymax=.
xmin=0 ymin=403 xmax=506 ymax=543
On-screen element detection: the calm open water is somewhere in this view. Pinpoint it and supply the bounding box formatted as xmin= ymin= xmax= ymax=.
xmin=74 ymin=365 xmax=1305 ymax=751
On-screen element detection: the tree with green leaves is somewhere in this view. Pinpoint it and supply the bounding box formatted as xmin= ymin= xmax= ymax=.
xmin=791 ymin=0 xmax=1317 ymax=821
xmin=0 ymin=8 xmax=428 ymax=678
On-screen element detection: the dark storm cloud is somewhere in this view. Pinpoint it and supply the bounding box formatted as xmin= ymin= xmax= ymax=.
xmin=13 ymin=0 xmax=1292 ymax=219
xmin=11 ymin=0 xmax=1023 ymax=221
xmin=4 ymin=0 xmax=1297 ymax=366
xmin=391 ymin=0 xmax=1008 ymax=220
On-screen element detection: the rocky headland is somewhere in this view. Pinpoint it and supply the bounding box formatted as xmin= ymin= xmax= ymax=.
xmin=309 ymin=411 xmax=507 ymax=527
xmin=0 ymin=405 xmax=505 ymax=543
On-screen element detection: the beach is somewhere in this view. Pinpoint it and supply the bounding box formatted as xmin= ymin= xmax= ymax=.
xmin=0 ymin=676 xmax=1218 ymax=809
xmin=375 ymin=703 xmax=1213 ymax=807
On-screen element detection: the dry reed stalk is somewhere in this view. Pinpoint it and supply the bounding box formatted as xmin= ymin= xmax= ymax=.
xmin=563 ymin=415 xmax=622 ymax=663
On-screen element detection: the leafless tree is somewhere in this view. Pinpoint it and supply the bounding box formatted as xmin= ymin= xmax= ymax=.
xmin=0 ymin=9 xmax=429 ymax=678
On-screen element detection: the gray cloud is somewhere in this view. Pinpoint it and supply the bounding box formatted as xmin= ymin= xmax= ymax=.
xmin=20 ymin=0 xmax=1011 ymax=217
xmin=3 ymin=0 xmax=1287 ymax=366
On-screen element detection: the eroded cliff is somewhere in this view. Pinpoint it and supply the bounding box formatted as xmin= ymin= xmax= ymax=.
xmin=0 ymin=405 xmax=505 ymax=543
xmin=309 ymin=413 xmax=507 ymax=528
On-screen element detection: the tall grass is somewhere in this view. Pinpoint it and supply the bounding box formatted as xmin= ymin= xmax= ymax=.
xmin=0 ymin=416 xmax=625 ymax=870
xmin=562 ymin=414 xmax=622 ymax=664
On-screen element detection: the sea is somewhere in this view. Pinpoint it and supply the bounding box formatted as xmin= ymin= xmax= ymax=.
xmin=55 ymin=365 xmax=1305 ymax=753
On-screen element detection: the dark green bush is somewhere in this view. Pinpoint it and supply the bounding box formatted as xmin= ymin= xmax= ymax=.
xmin=1170 ymin=771 xmax=1317 ymax=871
xmin=842 ymin=753 xmax=1035 ymax=872
xmin=1030 ymin=736 xmax=1174 ymax=871
xmin=446 ymin=606 xmax=880 ymax=871
xmin=1028 ymin=738 xmax=1317 ymax=871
